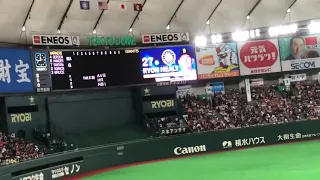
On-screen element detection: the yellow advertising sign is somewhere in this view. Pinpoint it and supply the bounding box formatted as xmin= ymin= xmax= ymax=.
xmin=11 ymin=113 xmax=32 ymax=123
xmin=151 ymin=100 xmax=174 ymax=109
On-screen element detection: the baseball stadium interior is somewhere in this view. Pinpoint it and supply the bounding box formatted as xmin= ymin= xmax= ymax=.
xmin=0 ymin=0 xmax=320 ymax=180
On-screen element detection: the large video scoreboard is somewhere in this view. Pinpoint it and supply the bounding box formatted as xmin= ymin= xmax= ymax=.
xmin=30 ymin=45 xmax=196 ymax=92
xmin=49 ymin=49 xmax=155 ymax=90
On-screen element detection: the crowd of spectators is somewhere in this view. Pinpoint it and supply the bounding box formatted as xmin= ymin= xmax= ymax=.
xmin=183 ymin=94 xmax=226 ymax=132
xmin=253 ymin=85 xmax=298 ymax=124
xmin=213 ymin=88 xmax=262 ymax=128
xmin=176 ymin=80 xmax=320 ymax=132
xmin=146 ymin=80 xmax=320 ymax=135
xmin=0 ymin=129 xmax=76 ymax=166
xmin=295 ymin=80 xmax=320 ymax=120
xmin=0 ymin=132 xmax=46 ymax=166
xmin=3 ymin=79 xmax=320 ymax=166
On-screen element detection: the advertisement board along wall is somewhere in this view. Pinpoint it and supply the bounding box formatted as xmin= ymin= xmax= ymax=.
xmin=238 ymin=39 xmax=282 ymax=75
xmin=142 ymin=32 xmax=190 ymax=44
xmin=0 ymin=48 xmax=34 ymax=93
xmin=195 ymin=43 xmax=240 ymax=79
xmin=2 ymin=119 xmax=320 ymax=180
xmin=279 ymin=35 xmax=320 ymax=71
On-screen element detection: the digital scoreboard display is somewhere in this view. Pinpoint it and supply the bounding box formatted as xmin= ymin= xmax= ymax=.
xmin=140 ymin=45 xmax=197 ymax=82
xmin=31 ymin=49 xmax=52 ymax=93
xmin=49 ymin=49 xmax=154 ymax=90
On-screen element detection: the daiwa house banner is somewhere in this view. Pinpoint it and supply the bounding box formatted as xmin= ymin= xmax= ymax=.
xmin=238 ymin=39 xmax=281 ymax=75
xmin=279 ymin=35 xmax=320 ymax=71
xmin=195 ymin=43 xmax=240 ymax=79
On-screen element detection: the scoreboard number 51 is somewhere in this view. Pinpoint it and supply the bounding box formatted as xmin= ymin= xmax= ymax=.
xmin=142 ymin=57 xmax=154 ymax=67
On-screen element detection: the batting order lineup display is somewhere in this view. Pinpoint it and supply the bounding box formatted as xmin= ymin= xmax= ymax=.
xmin=49 ymin=49 xmax=152 ymax=90
xmin=46 ymin=45 xmax=196 ymax=91
xmin=27 ymin=46 xmax=195 ymax=92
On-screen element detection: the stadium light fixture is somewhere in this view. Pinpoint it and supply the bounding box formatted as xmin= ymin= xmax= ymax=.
xmin=250 ymin=30 xmax=255 ymax=38
xmin=268 ymin=24 xmax=297 ymax=37
xmin=195 ymin=36 xmax=207 ymax=46
xmin=255 ymin=29 xmax=260 ymax=37
xmin=308 ymin=21 xmax=320 ymax=34
xmin=211 ymin=34 xmax=222 ymax=44
xmin=232 ymin=31 xmax=249 ymax=41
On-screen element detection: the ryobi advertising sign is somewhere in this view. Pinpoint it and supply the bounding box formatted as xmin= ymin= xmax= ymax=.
xmin=143 ymin=99 xmax=176 ymax=113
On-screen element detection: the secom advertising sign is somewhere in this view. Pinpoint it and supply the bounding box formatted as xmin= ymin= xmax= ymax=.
xmin=279 ymin=35 xmax=320 ymax=71
xmin=238 ymin=39 xmax=281 ymax=75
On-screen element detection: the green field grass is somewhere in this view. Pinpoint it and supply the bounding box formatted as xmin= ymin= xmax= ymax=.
xmin=82 ymin=141 xmax=320 ymax=180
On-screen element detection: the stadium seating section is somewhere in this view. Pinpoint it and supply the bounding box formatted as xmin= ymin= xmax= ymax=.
xmin=2 ymin=80 xmax=320 ymax=168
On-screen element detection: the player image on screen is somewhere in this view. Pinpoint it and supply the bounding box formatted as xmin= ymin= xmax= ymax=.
xmin=178 ymin=48 xmax=193 ymax=73
xmin=140 ymin=45 xmax=197 ymax=82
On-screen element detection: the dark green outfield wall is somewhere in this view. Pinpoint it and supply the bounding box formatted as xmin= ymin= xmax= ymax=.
xmin=1 ymin=120 xmax=319 ymax=180
xmin=47 ymin=89 xmax=135 ymax=134
xmin=2 ymin=88 xmax=140 ymax=140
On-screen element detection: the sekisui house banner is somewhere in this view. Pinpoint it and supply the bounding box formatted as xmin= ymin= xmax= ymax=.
xmin=238 ymin=39 xmax=281 ymax=76
xmin=195 ymin=43 xmax=240 ymax=80
xmin=279 ymin=35 xmax=320 ymax=71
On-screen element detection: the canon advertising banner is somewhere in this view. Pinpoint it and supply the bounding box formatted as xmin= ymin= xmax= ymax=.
xmin=279 ymin=35 xmax=320 ymax=71
xmin=238 ymin=39 xmax=281 ymax=75
xmin=195 ymin=43 xmax=240 ymax=79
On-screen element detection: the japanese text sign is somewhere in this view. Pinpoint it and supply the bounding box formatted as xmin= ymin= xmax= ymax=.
xmin=195 ymin=43 xmax=240 ymax=79
xmin=0 ymin=48 xmax=34 ymax=93
xmin=238 ymin=39 xmax=281 ymax=75
xmin=51 ymin=162 xmax=81 ymax=179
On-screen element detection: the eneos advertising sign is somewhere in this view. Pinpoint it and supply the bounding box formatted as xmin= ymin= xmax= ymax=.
xmin=279 ymin=35 xmax=320 ymax=71
xmin=195 ymin=43 xmax=240 ymax=79
xmin=238 ymin=39 xmax=281 ymax=75
xmin=32 ymin=35 xmax=80 ymax=46
xmin=142 ymin=32 xmax=190 ymax=44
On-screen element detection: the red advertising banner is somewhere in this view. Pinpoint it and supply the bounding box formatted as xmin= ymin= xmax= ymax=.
xmin=238 ymin=39 xmax=281 ymax=75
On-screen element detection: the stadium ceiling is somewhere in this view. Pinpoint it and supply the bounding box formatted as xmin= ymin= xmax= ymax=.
xmin=2 ymin=0 xmax=320 ymax=45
